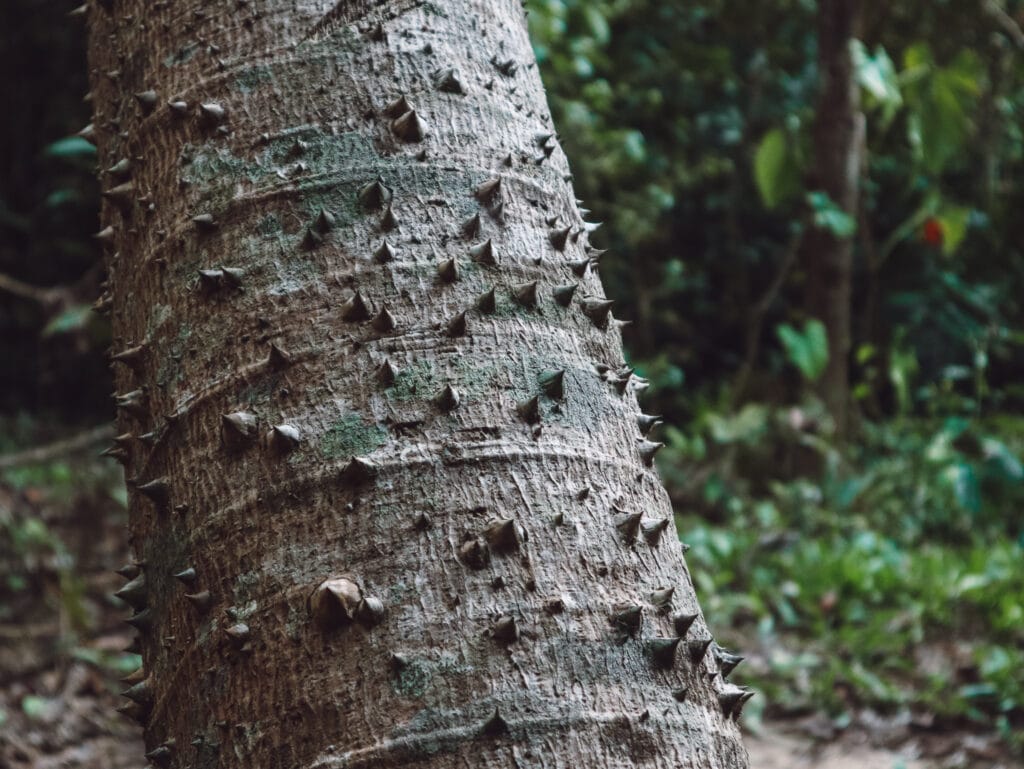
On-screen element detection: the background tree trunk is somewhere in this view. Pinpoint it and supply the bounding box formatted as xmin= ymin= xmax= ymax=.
xmin=803 ymin=0 xmax=863 ymax=439
xmin=87 ymin=1 xmax=750 ymax=766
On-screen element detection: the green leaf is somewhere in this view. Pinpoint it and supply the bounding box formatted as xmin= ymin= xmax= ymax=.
xmin=43 ymin=136 xmax=96 ymax=159
xmin=852 ymin=41 xmax=902 ymax=123
xmin=806 ymin=191 xmax=856 ymax=238
xmin=776 ymin=319 xmax=829 ymax=382
xmin=935 ymin=205 xmax=971 ymax=256
xmin=41 ymin=305 xmax=93 ymax=337
xmin=754 ymin=128 xmax=799 ymax=209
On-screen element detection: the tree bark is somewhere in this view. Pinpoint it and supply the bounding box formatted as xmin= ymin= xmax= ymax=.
xmin=804 ymin=0 xmax=863 ymax=439
xmin=86 ymin=1 xmax=750 ymax=767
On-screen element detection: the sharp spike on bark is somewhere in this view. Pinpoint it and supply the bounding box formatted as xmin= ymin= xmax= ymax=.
xmin=340 ymin=456 xmax=378 ymax=486
xmin=516 ymin=395 xmax=540 ymax=424
xmin=392 ymin=109 xmax=427 ymax=142
xmin=173 ymin=567 xmax=197 ymax=586
xmin=145 ymin=744 xmax=173 ymax=767
xmin=120 ymin=666 xmax=146 ymax=685
xmin=358 ymin=177 xmax=392 ymax=210
xmin=110 ymin=344 xmax=146 ymax=370
xmin=445 ymin=310 xmax=467 ymax=337
xmin=584 ymin=220 xmax=603 ymax=233
xmin=549 ymin=226 xmax=571 ymax=250
xmin=341 ymin=290 xmax=371 ymax=322
xmin=413 ymin=511 xmax=431 ymax=531
xmin=687 ymin=637 xmax=713 ymax=662
xmin=268 ymin=424 xmax=301 ymax=453
xmin=311 ymin=576 xmax=362 ymax=628
xmin=267 ymin=343 xmax=293 ymax=369
xmin=647 ymin=637 xmax=681 ymax=669
xmin=718 ymin=685 xmax=754 ymax=717
xmin=376 ymin=359 xmax=397 ymax=387
xmin=314 ymin=208 xmax=336 ymax=232
xmin=552 ymin=283 xmax=578 ymax=307
xmin=614 ymin=512 xmax=642 ymax=543
xmin=116 ymin=563 xmax=141 ymax=580
xmin=434 ymin=67 xmax=465 ymax=94
xmin=672 ymin=686 xmax=689 ymax=702
xmin=642 ymin=517 xmax=670 ymax=546
xmin=490 ymin=55 xmax=517 ymax=76
xmin=611 ymin=372 xmax=632 ymax=396
xmin=476 ymin=287 xmax=496 ymax=314
xmin=538 ymin=369 xmax=565 ymax=399
xmin=384 ymin=95 xmax=412 ymax=118
xmin=714 ymin=647 xmax=745 ymax=678
xmin=114 ymin=388 xmax=147 ymax=418
xmin=197 ymin=269 xmax=224 ymax=291
xmin=114 ymin=574 xmax=147 ymax=610
xmin=100 ymin=445 xmax=129 ymax=464
xmin=490 ymin=615 xmax=518 ymax=643
xmin=672 ymin=612 xmax=699 ymax=637
xmin=106 ymin=157 xmax=132 ymax=177
xmin=94 ymin=225 xmax=115 ymax=245
xmin=483 ymin=518 xmax=518 ymax=553
xmin=115 ymin=701 xmax=146 ymax=724
xmin=489 ymin=199 xmax=505 ymax=222
xmin=567 ymin=257 xmax=591 ymax=278
xmin=185 ymin=590 xmax=213 ymax=612
xmin=134 ymin=90 xmax=158 ymax=114
xmin=136 ymin=478 xmax=169 ymax=507
xmin=221 ymin=267 xmax=244 ymax=288
xmin=469 ymin=238 xmax=495 ymax=265
xmin=222 ymin=411 xmax=258 ymax=442
xmin=461 ymin=212 xmax=482 ymax=239
xmin=482 ymin=707 xmax=509 ymax=736
xmin=168 ymin=99 xmax=189 ymax=115
xmin=636 ymin=413 xmax=663 ymax=435
xmin=224 ymin=622 xmax=250 ymax=646
xmin=474 ymin=177 xmax=502 ymax=203
xmin=649 ymin=586 xmax=675 ymax=611
xmin=380 ymin=204 xmax=398 ymax=231
xmin=610 ymin=604 xmax=643 ymax=635
xmin=458 ymin=538 xmax=489 ymax=569
xmin=68 ymin=4 xmax=87 ymax=17
xmin=125 ymin=608 xmax=153 ymax=632
xmin=500 ymin=153 xmax=513 ymax=167
xmin=581 ymin=298 xmax=614 ymax=329
xmin=120 ymin=684 xmax=151 ymax=708
xmin=373 ymin=240 xmax=396 ymax=263
xmin=199 ymin=102 xmax=227 ymax=123
xmin=512 ymin=281 xmax=538 ymax=308
xmin=192 ymin=213 xmax=217 ymax=230
xmin=436 ymin=384 xmax=460 ymax=412
xmin=372 ymin=304 xmax=396 ymax=332
xmin=638 ymin=439 xmax=664 ymax=466
xmin=77 ymin=123 xmax=96 ymax=145
xmin=302 ymin=227 xmax=324 ymax=249
xmin=437 ymin=257 xmax=459 ymax=283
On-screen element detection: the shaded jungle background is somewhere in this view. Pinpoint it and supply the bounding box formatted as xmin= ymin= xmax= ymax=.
xmin=1 ymin=0 xmax=1022 ymax=766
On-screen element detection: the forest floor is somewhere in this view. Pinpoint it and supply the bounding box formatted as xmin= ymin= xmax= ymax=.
xmin=0 ymin=466 xmax=1021 ymax=769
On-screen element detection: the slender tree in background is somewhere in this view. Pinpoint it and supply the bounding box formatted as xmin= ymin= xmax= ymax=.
xmin=803 ymin=0 xmax=863 ymax=438
xmin=86 ymin=0 xmax=751 ymax=766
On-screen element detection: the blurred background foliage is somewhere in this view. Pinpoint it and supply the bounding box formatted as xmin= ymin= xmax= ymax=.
xmin=0 ymin=0 xmax=1022 ymax=758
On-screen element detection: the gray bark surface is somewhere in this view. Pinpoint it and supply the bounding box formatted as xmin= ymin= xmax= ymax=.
xmin=86 ymin=1 xmax=752 ymax=766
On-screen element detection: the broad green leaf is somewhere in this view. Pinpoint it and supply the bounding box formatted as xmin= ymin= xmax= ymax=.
xmin=776 ymin=320 xmax=829 ymax=382
xmin=754 ymin=128 xmax=799 ymax=209
xmin=935 ymin=205 xmax=971 ymax=255
xmin=43 ymin=136 xmax=96 ymax=159
xmin=852 ymin=40 xmax=902 ymax=123
xmin=806 ymin=191 xmax=856 ymax=238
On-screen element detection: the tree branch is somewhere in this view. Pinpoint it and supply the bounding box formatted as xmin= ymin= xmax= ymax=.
xmin=0 ymin=424 xmax=115 ymax=471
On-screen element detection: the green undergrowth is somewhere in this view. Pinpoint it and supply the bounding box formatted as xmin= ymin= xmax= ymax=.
xmin=669 ymin=409 xmax=1024 ymax=751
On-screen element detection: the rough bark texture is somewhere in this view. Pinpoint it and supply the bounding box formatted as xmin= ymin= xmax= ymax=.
xmin=85 ymin=1 xmax=751 ymax=767
xmin=804 ymin=0 xmax=863 ymax=438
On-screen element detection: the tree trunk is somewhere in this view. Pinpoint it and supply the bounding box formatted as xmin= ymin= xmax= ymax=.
xmin=86 ymin=1 xmax=750 ymax=767
xmin=803 ymin=0 xmax=863 ymax=439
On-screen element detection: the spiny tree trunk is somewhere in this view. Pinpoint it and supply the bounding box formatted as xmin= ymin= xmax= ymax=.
xmin=85 ymin=1 xmax=751 ymax=766
xmin=803 ymin=0 xmax=863 ymax=439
